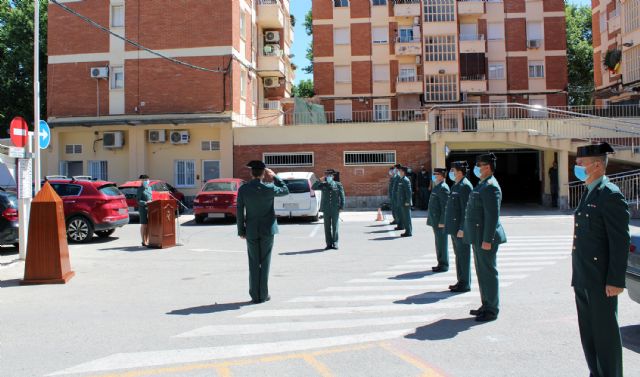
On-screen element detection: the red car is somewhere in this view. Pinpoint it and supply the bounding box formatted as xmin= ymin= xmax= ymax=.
xmin=193 ymin=178 xmax=244 ymax=224
xmin=47 ymin=177 xmax=129 ymax=243
xmin=119 ymin=180 xmax=186 ymax=217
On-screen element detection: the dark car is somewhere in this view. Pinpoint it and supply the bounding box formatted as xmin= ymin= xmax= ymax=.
xmin=627 ymin=234 xmax=640 ymax=304
xmin=0 ymin=190 xmax=19 ymax=247
xmin=46 ymin=177 xmax=129 ymax=243
xmin=119 ymin=180 xmax=186 ymax=217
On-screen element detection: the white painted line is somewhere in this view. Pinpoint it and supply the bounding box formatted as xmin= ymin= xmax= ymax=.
xmin=499 ymin=261 xmax=557 ymax=266
xmin=348 ymin=274 xmax=528 ymax=284
xmin=309 ymin=224 xmax=322 ymax=238
xmin=321 ymin=282 xmax=513 ymax=292
xmin=288 ymin=292 xmax=479 ymax=303
xmin=497 ymin=252 xmax=570 ymax=256
xmin=240 ymin=301 xmax=471 ymax=318
xmin=369 ymin=267 xmax=542 ymax=276
xmin=188 ymin=249 xmax=245 ymax=254
xmin=175 ymin=314 xmax=445 ymax=337
xmin=47 ymin=329 xmax=415 ymax=376
xmin=497 ymin=256 xmax=566 ymax=261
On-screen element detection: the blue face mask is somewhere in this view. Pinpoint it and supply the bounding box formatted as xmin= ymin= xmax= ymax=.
xmin=431 ymin=174 xmax=438 ymax=183
xmin=326 ymin=176 xmax=334 ymax=183
xmin=448 ymin=171 xmax=456 ymax=181
xmin=574 ymin=165 xmax=589 ymax=182
xmin=473 ymin=166 xmax=482 ymax=179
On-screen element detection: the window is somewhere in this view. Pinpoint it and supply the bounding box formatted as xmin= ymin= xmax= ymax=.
xmin=374 ymin=104 xmax=391 ymax=121
xmin=334 ymin=0 xmax=349 ymax=6
xmin=110 ymin=66 xmax=124 ymax=89
xmin=526 ymin=22 xmax=543 ymax=41
xmin=334 ymin=28 xmax=350 ymax=45
xmin=372 ymin=0 xmax=387 ymax=5
xmin=202 ymin=160 xmax=221 ymax=182
xmin=64 ymin=144 xmax=83 ymax=154
xmin=528 ymin=61 xmax=544 ymax=78
xmin=111 ymin=5 xmax=124 ymax=27
xmin=373 ymin=65 xmax=390 ymax=82
xmin=460 ymin=23 xmax=478 ymax=41
xmin=425 ymin=74 xmax=457 ymax=102
xmin=335 ymin=103 xmax=352 ymax=121
xmin=398 ymin=28 xmax=415 ymax=43
xmin=623 ymin=45 xmax=640 ymax=84
xmin=88 ymin=161 xmax=108 ymax=181
xmin=344 ymin=151 xmax=396 ymax=166
xmin=264 ymin=152 xmax=314 ymax=167
xmin=372 ymin=26 xmax=388 ymax=44
xmin=239 ymin=11 xmax=246 ymax=40
xmin=487 ymin=23 xmax=504 ymax=40
xmin=424 ymin=0 xmax=455 ymax=23
xmin=425 ymin=35 xmax=456 ymax=61
xmin=51 ymin=184 xmax=82 ymax=197
xmin=201 ymin=141 xmax=221 ymax=151
xmin=334 ymin=65 xmax=351 ymax=83
xmin=240 ymin=70 xmax=246 ymax=98
xmin=488 ymin=63 xmax=505 ymax=80
xmin=600 ymin=12 xmax=606 ymax=33
xmin=174 ymin=160 xmax=196 ymax=188
xmin=624 ymin=0 xmax=640 ymax=33
xmin=399 ymin=66 xmax=417 ymax=82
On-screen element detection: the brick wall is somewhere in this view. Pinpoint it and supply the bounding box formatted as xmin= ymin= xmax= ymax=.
xmin=546 ymin=93 xmax=568 ymax=107
xmin=390 ymin=60 xmax=399 ymax=93
xmin=312 ymin=0 xmax=333 ymax=20
xmin=352 ymin=61 xmax=372 ymax=94
xmin=507 ymin=57 xmax=529 ymax=90
xmin=351 ymin=23 xmax=372 ymax=56
xmin=350 ymin=0 xmax=371 ymax=18
xmin=314 ymin=62 xmax=335 ymax=95
xmin=593 ymin=11 xmax=601 ymax=49
xmin=505 ymin=18 xmax=526 ymax=52
xmin=594 ymin=50 xmax=603 ymax=87
xmin=313 ymin=24 xmax=334 ymax=57
xmin=48 ymin=1 xmax=109 ymax=55
xmin=544 ymin=17 xmax=567 ymax=51
xmin=504 ymin=0 xmax=525 ymax=13
xmin=47 ymin=62 xmax=110 ymax=117
xmin=543 ymin=0 xmax=565 ymax=12
xmin=545 ymin=56 xmax=569 ymax=91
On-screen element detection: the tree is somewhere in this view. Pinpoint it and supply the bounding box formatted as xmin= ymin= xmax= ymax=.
xmin=302 ymin=9 xmax=313 ymax=74
xmin=566 ymin=3 xmax=594 ymax=106
xmin=292 ymin=79 xmax=314 ymax=98
xmin=0 ymin=0 xmax=48 ymax=137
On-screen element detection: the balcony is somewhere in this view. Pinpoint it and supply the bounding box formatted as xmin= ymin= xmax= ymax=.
xmin=396 ymin=75 xmax=423 ymax=94
xmin=258 ymin=100 xmax=284 ymax=126
xmin=460 ymin=74 xmax=487 ymax=93
xmin=608 ymin=11 xmax=621 ymax=33
xmin=457 ymin=0 xmax=485 ymax=15
xmin=395 ymin=37 xmax=422 ymax=56
xmin=394 ymin=0 xmax=421 ymax=17
xmin=282 ymin=109 xmax=426 ymax=125
xmin=258 ymin=0 xmax=285 ymax=29
xmin=459 ymin=34 xmax=486 ymax=53
xmin=258 ymin=45 xmax=286 ymax=77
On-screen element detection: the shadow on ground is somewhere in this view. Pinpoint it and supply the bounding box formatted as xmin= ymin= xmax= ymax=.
xmin=621 ymin=325 xmax=640 ymax=353
xmin=98 ymin=245 xmax=155 ymax=252
xmin=389 ymin=270 xmax=437 ymax=280
xmin=369 ymin=236 xmax=399 ymax=241
xmin=394 ymin=291 xmax=465 ymax=305
xmin=279 ymin=249 xmax=329 ymax=256
xmin=167 ymin=301 xmax=254 ymax=315
xmin=405 ymin=318 xmax=484 ymax=341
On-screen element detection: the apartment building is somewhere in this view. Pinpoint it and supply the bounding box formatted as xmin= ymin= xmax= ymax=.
xmin=45 ymin=0 xmax=294 ymax=198
xmin=593 ymin=0 xmax=640 ymax=105
xmin=311 ymin=0 xmax=568 ymax=120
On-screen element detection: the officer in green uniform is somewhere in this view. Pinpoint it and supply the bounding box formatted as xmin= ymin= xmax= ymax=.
xmin=388 ymin=166 xmax=398 ymax=225
xmin=312 ymin=169 xmax=346 ymax=250
xmin=396 ymin=166 xmax=413 ymax=237
xmin=236 ymin=161 xmax=289 ymax=304
xmin=572 ymin=142 xmax=629 ymax=377
xmin=136 ymin=175 xmax=153 ymax=247
xmin=445 ymin=161 xmax=473 ymax=292
xmin=463 ymin=153 xmax=507 ymax=322
xmin=391 ymin=164 xmax=405 ymax=231
xmin=427 ymin=168 xmax=450 ymax=271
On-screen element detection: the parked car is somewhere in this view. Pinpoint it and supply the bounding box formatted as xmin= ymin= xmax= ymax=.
xmin=193 ymin=178 xmax=244 ymax=224
xmin=627 ymin=234 xmax=640 ymax=304
xmin=46 ymin=177 xmax=129 ymax=243
xmin=119 ymin=180 xmax=186 ymax=218
xmin=274 ymin=172 xmax=322 ymax=221
xmin=0 ymin=190 xmax=19 ymax=247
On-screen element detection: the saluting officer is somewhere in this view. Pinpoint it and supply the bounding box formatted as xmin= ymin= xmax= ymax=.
xmin=388 ymin=166 xmax=398 ymax=225
xmin=572 ymin=142 xmax=629 ymax=377
xmin=427 ymin=168 xmax=450 ymax=272
xmin=463 ymin=153 xmax=506 ymax=322
xmin=391 ymin=164 xmax=405 ymax=231
xmin=236 ymin=161 xmax=289 ymax=304
xmin=396 ymin=166 xmax=413 ymax=237
xmin=312 ymin=169 xmax=346 ymax=250
xmin=445 ymin=161 xmax=473 ymax=292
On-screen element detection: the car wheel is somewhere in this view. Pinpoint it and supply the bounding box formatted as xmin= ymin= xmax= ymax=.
xmin=95 ymin=229 xmax=116 ymax=238
xmin=67 ymin=216 xmax=94 ymax=243
xmin=311 ymin=213 xmax=320 ymax=222
xmin=195 ymin=215 xmax=205 ymax=224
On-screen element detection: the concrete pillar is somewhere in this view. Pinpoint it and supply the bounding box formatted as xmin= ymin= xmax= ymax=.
xmin=220 ymin=122 xmax=234 ymax=178
xmin=47 ymin=128 xmax=60 ymax=176
xmin=558 ymin=150 xmax=569 ymax=209
xmin=542 ymin=150 xmax=555 ymax=206
xmin=431 ymin=139 xmax=447 ymax=169
xmin=128 ymin=127 xmax=146 ymax=179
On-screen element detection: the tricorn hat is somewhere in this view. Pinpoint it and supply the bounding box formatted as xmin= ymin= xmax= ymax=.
xmin=434 ymin=168 xmax=447 ymax=175
xmin=394 ymin=163 xmax=402 ymax=169
xmin=451 ymin=161 xmax=468 ymax=169
xmin=246 ymin=160 xmax=266 ymax=169
xmin=325 ymin=168 xmax=336 ymax=175
xmin=577 ymin=142 xmax=615 ymax=157
xmin=399 ymin=166 xmax=409 ymax=173
xmin=476 ymin=153 xmax=497 ymax=164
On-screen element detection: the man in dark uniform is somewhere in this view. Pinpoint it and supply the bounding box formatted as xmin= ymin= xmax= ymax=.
xmin=388 ymin=166 xmax=398 ymax=224
xmin=417 ymin=166 xmax=431 ymax=210
xmin=312 ymin=169 xmax=346 ymax=250
xmin=572 ymin=142 xmax=629 ymax=377
xmin=236 ymin=161 xmax=289 ymax=304
xmin=445 ymin=161 xmax=474 ymax=292
xmin=427 ymin=168 xmax=450 ymax=272
xmin=396 ymin=166 xmax=413 ymax=237
xmin=549 ymin=161 xmax=559 ymax=207
xmin=391 ymin=164 xmax=405 ymax=231
xmin=463 ymin=153 xmax=507 ymax=322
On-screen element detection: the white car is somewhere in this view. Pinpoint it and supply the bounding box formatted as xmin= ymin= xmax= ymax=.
xmin=274 ymin=172 xmax=322 ymax=220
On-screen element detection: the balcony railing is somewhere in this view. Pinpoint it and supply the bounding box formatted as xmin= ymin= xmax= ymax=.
xmin=460 ymin=34 xmax=485 ymax=41
xmin=394 ymin=0 xmax=421 ymax=4
xmin=259 ymin=0 xmax=279 ymax=5
xmin=281 ymin=109 xmax=426 ymax=126
xmin=460 ymin=74 xmax=486 ymax=81
xmin=397 ymin=74 xmax=422 ymax=83
xmin=262 ymin=101 xmax=282 ymax=111
xmin=569 ymin=169 xmax=640 ymax=209
xmin=396 ymin=36 xmax=421 ymax=43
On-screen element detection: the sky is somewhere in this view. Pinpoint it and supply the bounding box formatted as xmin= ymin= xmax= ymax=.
xmin=290 ymin=0 xmax=591 ymax=84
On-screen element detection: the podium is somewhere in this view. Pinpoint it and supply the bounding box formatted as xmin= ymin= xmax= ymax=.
xmin=147 ymin=199 xmax=177 ymax=249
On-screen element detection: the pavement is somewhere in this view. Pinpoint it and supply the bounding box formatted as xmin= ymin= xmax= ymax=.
xmin=1 ymin=210 xmax=639 ymax=377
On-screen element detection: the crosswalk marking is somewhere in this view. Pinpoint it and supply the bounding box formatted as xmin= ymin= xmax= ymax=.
xmin=321 ymin=282 xmax=513 ymax=292
xmin=287 ymin=292 xmax=480 ymax=303
xmin=347 ymin=274 xmax=528 ymax=284
xmin=369 ymin=267 xmax=543 ymax=276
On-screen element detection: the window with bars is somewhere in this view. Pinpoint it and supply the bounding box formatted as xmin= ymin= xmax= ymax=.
xmin=65 ymin=144 xmax=83 ymax=154
xmin=624 ymin=0 xmax=639 ymax=33
xmin=424 ymin=0 xmax=455 ymax=23
xmin=425 ymin=35 xmax=456 ymax=61
xmin=623 ymin=45 xmax=640 ymax=84
xmin=425 ymin=75 xmax=457 ymax=102
xmin=263 ymin=153 xmax=314 ymax=167
xmin=175 ymin=160 xmax=196 ymax=188
xmin=344 ymin=151 xmax=396 ymax=166
xmin=201 ymin=141 xmax=221 ymax=151
xmin=88 ymin=161 xmax=108 ymax=181
xmin=528 ymin=61 xmax=544 ymax=78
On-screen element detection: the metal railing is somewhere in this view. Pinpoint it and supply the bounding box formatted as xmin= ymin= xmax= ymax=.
xmin=397 ymin=74 xmax=422 ymax=83
xmin=282 ymin=109 xmax=426 ymax=126
xmin=396 ymin=36 xmax=421 ymax=43
xmin=460 ymin=74 xmax=486 ymax=81
xmin=258 ymin=0 xmax=279 ymax=5
xmin=262 ymin=101 xmax=282 ymax=111
xmin=568 ymin=169 xmax=640 ymax=209
xmin=394 ymin=0 xmax=421 ymax=4
xmin=548 ymin=105 xmax=640 ymax=118
xmin=460 ymin=34 xmax=485 ymax=41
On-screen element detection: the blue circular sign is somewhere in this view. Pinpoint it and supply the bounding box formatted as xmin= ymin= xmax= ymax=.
xmin=39 ymin=120 xmax=50 ymax=149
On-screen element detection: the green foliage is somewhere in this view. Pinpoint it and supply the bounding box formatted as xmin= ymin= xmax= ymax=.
xmin=303 ymin=9 xmax=313 ymax=74
xmin=566 ymin=3 xmax=594 ymax=106
xmin=292 ymin=79 xmax=314 ymax=98
xmin=0 ymin=0 xmax=48 ymax=137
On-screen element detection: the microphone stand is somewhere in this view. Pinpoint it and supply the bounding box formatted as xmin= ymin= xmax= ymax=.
xmin=167 ymin=192 xmax=189 ymax=246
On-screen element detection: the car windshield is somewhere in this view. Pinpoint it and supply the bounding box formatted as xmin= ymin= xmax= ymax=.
xmin=119 ymin=187 xmax=138 ymax=199
xmin=284 ymin=179 xmax=310 ymax=194
xmin=203 ymin=182 xmax=237 ymax=192
xmin=99 ymin=184 xmax=123 ymax=197
xmin=1 ymin=192 xmax=17 ymax=208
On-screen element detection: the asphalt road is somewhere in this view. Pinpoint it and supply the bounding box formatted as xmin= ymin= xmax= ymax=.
xmin=1 ymin=210 xmax=639 ymax=377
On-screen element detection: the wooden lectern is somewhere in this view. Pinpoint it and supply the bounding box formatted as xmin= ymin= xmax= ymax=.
xmin=147 ymin=199 xmax=177 ymax=249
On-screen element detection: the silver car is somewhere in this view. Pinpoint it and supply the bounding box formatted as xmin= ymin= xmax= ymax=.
xmin=627 ymin=234 xmax=640 ymax=304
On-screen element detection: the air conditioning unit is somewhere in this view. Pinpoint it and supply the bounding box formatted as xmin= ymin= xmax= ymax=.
xmin=103 ymin=131 xmax=124 ymax=149
xmin=90 ymin=67 xmax=109 ymax=78
xmin=264 ymin=31 xmax=280 ymax=43
xmin=415 ymin=55 xmax=422 ymax=65
xmin=169 ymin=130 xmax=190 ymax=145
xmin=527 ymin=39 xmax=541 ymax=49
xmin=263 ymin=44 xmax=281 ymax=55
xmin=148 ymin=130 xmax=166 ymax=143
xmin=264 ymin=77 xmax=280 ymax=88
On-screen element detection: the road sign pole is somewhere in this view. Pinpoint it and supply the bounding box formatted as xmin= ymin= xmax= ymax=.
xmin=18 ymin=135 xmax=33 ymax=261
xmin=33 ymin=0 xmax=41 ymax=194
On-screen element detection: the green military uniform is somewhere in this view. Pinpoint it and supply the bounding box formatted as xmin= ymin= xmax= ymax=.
xmin=236 ymin=164 xmax=289 ymax=303
xmin=572 ymin=143 xmax=629 ymax=377
xmin=427 ymin=172 xmax=450 ymax=270
xmin=395 ymin=167 xmax=413 ymax=237
xmin=388 ymin=168 xmax=398 ymax=224
xmin=463 ymin=159 xmax=506 ymax=321
xmin=312 ymin=173 xmax=345 ymax=249
xmin=391 ymin=171 xmax=404 ymax=230
xmin=136 ymin=182 xmax=152 ymax=225
xmin=445 ymin=173 xmax=473 ymax=290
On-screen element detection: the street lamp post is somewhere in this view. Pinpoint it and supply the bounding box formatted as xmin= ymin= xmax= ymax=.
xmin=34 ymin=0 xmax=41 ymax=194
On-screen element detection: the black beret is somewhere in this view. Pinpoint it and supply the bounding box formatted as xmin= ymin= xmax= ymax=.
xmin=576 ymin=142 xmax=615 ymax=157
xmin=434 ymin=168 xmax=447 ymax=174
xmin=476 ymin=153 xmax=497 ymax=164
xmin=246 ymin=160 xmax=266 ymax=169
xmin=451 ymin=161 xmax=468 ymax=169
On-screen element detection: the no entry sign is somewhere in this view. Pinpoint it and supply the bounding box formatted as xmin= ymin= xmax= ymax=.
xmin=10 ymin=116 xmax=29 ymax=148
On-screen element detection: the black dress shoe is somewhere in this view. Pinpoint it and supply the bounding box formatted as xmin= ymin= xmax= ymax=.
xmin=400 ymin=233 xmax=412 ymax=237
xmin=324 ymin=245 xmax=332 ymax=250
xmin=450 ymin=286 xmax=471 ymax=293
xmin=432 ymin=266 xmax=448 ymax=273
xmin=332 ymin=245 xmax=339 ymax=250
xmin=390 ymin=221 xmax=397 ymax=225
xmin=475 ymin=312 xmax=497 ymax=322
xmin=448 ymin=283 xmax=459 ymax=290
xmin=263 ymin=295 xmax=271 ymax=302
xmin=394 ymin=227 xmax=404 ymax=231
xmin=431 ymin=266 xmax=441 ymax=272
xmin=469 ymin=308 xmax=484 ymax=316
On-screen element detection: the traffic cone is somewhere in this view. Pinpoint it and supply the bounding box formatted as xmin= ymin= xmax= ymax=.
xmin=375 ymin=208 xmax=384 ymax=221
